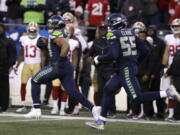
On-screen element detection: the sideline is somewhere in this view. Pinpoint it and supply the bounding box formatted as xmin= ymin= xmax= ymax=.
xmin=0 ymin=113 xmax=180 ymax=125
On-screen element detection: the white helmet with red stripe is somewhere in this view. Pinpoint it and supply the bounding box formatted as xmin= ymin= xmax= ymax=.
xmin=133 ymin=21 xmax=146 ymax=33
xmin=171 ymin=18 xmax=180 ymax=34
xmin=27 ymin=21 xmax=39 ymax=39
xmin=62 ymin=12 xmax=74 ymax=23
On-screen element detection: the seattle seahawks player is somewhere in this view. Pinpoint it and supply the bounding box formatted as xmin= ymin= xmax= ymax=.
xmin=85 ymin=13 xmax=180 ymax=130
xmin=24 ymin=15 xmax=100 ymax=118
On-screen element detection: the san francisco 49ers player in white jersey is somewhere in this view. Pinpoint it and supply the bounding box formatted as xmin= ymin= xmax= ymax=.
xmin=14 ymin=22 xmax=42 ymax=112
xmin=161 ymin=18 xmax=180 ymax=121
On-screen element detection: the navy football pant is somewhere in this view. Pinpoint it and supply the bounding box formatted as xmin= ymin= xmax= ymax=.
xmin=101 ymin=65 xmax=161 ymax=117
xmin=31 ymin=60 xmax=93 ymax=110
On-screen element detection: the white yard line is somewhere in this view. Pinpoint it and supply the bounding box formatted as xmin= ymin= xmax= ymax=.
xmin=0 ymin=113 xmax=180 ymax=125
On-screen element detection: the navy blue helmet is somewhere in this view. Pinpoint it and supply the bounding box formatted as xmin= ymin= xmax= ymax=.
xmin=106 ymin=13 xmax=127 ymax=30
xmin=47 ymin=15 xmax=66 ymax=30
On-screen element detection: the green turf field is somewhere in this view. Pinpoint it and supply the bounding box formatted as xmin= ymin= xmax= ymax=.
xmin=0 ymin=108 xmax=180 ymax=135
xmin=0 ymin=117 xmax=180 ymax=135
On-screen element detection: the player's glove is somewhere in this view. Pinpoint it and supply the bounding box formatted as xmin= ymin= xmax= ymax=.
xmin=93 ymin=56 xmax=100 ymax=66
xmin=37 ymin=37 xmax=48 ymax=49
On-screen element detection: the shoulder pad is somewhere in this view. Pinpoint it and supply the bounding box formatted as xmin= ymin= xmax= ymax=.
xmin=106 ymin=32 xmax=116 ymax=39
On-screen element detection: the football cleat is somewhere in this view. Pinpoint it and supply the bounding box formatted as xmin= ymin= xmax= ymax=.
xmin=166 ymin=85 xmax=180 ymax=102
xmin=59 ymin=110 xmax=67 ymax=116
xmin=92 ymin=106 xmax=101 ymax=120
xmin=51 ymin=107 xmax=59 ymax=114
xmin=71 ymin=109 xmax=79 ymax=115
xmin=85 ymin=119 xmax=105 ymax=130
xmin=24 ymin=108 xmax=42 ymax=119
xmin=16 ymin=107 xmax=27 ymax=113
xmin=165 ymin=116 xmax=176 ymax=122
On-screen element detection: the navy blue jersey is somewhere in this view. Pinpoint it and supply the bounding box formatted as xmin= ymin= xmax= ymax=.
xmin=98 ymin=28 xmax=149 ymax=69
xmin=48 ymin=29 xmax=68 ymax=63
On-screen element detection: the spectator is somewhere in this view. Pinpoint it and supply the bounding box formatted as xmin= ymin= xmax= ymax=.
xmin=139 ymin=0 xmax=160 ymax=28
xmin=0 ymin=24 xmax=17 ymax=112
xmin=0 ymin=0 xmax=8 ymax=22
xmin=20 ymin=0 xmax=46 ymax=24
xmin=84 ymin=0 xmax=110 ymax=42
xmin=168 ymin=0 xmax=180 ymax=24
xmin=6 ymin=0 xmax=22 ymax=31
xmin=121 ymin=0 xmax=141 ymax=25
xmin=74 ymin=6 xmax=84 ymax=25
xmin=108 ymin=0 xmax=125 ymax=13
xmin=69 ymin=0 xmax=83 ymax=14
xmin=147 ymin=25 xmax=167 ymax=119
xmin=46 ymin=0 xmax=70 ymax=20
xmin=157 ymin=0 xmax=171 ymax=30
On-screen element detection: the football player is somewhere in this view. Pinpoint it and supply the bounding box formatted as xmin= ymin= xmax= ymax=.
xmin=161 ymin=18 xmax=180 ymax=121
xmin=14 ymin=22 xmax=42 ymax=112
xmin=85 ymin=14 xmax=180 ymax=130
xmin=24 ymin=15 xmax=101 ymax=119
xmin=63 ymin=12 xmax=85 ymax=115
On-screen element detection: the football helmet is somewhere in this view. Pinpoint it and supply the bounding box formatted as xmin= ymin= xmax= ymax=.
xmin=27 ymin=21 xmax=39 ymax=39
xmin=171 ymin=18 xmax=180 ymax=34
xmin=106 ymin=13 xmax=127 ymax=30
xmin=132 ymin=21 xmax=146 ymax=34
xmin=62 ymin=12 xmax=74 ymax=23
xmin=47 ymin=15 xmax=66 ymax=32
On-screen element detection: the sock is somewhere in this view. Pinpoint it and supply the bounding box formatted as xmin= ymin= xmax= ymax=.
xmin=61 ymin=91 xmax=68 ymax=102
xmin=21 ymin=83 xmax=26 ymax=101
xmin=73 ymin=105 xmax=79 ymax=113
xmin=52 ymin=86 xmax=59 ymax=100
xmin=60 ymin=101 xmax=66 ymax=111
xmin=21 ymin=101 xmax=26 ymax=107
xmin=53 ymin=100 xmax=58 ymax=109
xmin=168 ymin=108 xmax=174 ymax=117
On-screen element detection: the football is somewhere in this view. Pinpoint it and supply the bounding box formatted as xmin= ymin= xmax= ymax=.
xmin=37 ymin=37 xmax=48 ymax=49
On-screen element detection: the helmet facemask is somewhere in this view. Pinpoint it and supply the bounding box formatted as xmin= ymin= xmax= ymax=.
xmin=171 ymin=18 xmax=180 ymax=34
xmin=27 ymin=22 xmax=39 ymax=39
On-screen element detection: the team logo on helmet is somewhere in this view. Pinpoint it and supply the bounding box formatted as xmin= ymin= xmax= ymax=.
xmin=106 ymin=13 xmax=127 ymax=30
xmin=47 ymin=15 xmax=66 ymax=32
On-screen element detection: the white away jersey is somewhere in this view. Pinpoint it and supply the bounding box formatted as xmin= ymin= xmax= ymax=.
xmin=165 ymin=34 xmax=180 ymax=66
xmin=19 ymin=35 xmax=41 ymax=64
